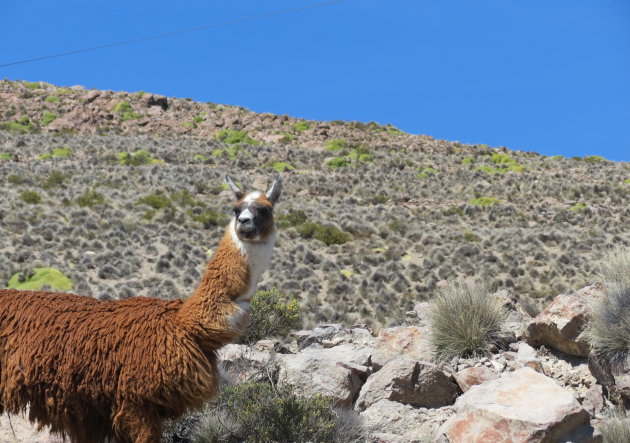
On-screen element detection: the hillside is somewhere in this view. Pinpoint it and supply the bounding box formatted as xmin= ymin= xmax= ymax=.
xmin=0 ymin=79 xmax=629 ymax=329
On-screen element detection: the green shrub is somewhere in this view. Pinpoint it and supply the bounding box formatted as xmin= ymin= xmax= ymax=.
xmin=325 ymin=139 xmax=348 ymax=151
xmin=120 ymin=111 xmax=142 ymax=121
xmin=24 ymin=81 xmax=40 ymax=89
xmin=491 ymin=153 xmax=514 ymax=164
xmin=44 ymin=96 xmax=60 ymax=103
xmin=278 ymin=131 xmax=296 ymax=143
xmin=113 ymin=101 xmax=132 ymax=113
xmin=570 ymin=202 xmax=588 ymax=212
xmin=327 ymin=157 xmax=350 ymax=169
xmin=171 ymin=189 xmax=200 ymax=207
xmin=430 ymin=280 xmax=507 ymax=360
xmin=191 ymin=381 xmax=365 ymax=443
xmin=461 ymin=157 xmax=475 ymax=165
xmin=624 ymin=179 xmax=630 ymax=184
xmin=42 ymin=111 xmax=56 ymax=126
xmin=191 ymin=210 xmax=228 ymax=229
xmin=548 ymin=155 xmax=564 ymax=160
xmin=293 ymin=121 xmax=311 ymax=132
xmin=193 ymin=153 xmax=207 ymax=162
xmin=585 ymin=155 xmax=607 ymax=163
xmin=214 ymin=129 xmax=259 ymax=146
xmin=587 ymin=245 xmax=630 ymax=360
xmin=8 ymin=174 xmax=23 ymax=184
xmin=182 ymin=121 xmax=196 ymax=128
xmin=20 ymin=190 xmax=42 ymax=204
xmin=117 ymin=150 xmax=163 ymax=166
xmin=276 ymin=209 xmax=308 ymax=228
xmin=0 ymin=116 xmax=35 ymax=134
xmin=270 ymin=161 xmax=295 ymax=172
xmin=473 ymin=165 xmax=503 ymax=174
xmin=0 ymin=153 xmax=10 ymax=160
xmin=8 ymin=267 xmax=72 ymax=291
xmin=462 ymin=231 xmax=481 ymax=242
xmin=385 ymin=124 xmax=404 ymax=135
xmin=416 ymin=166 xmax=437 ymax=179
xmin=40 ymin=171 xmax=69 ymax=189
xmin=296 ymin=222 xmax=351 ymax=245
xmin=240 ymin=288 xmax=300 ymax=344
xmin=136 ymin=192 xmax=171 ymax=210
xmin=40 ymin=146 xmax=72 ymax=160
xmin=76 ymin=190 xmax=105 ymax=207
xmin=469 ymin=197 xmax=500 ymax=207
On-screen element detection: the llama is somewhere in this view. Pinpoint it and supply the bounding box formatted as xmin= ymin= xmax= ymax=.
xmin=0 ymin=175 xmax=282 ymax=443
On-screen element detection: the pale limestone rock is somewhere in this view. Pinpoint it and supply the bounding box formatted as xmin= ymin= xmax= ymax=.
xmin=437 ymin=367 xmax=601 ymax=442
xmin=453 ymin=366 xmax=498 ymax=392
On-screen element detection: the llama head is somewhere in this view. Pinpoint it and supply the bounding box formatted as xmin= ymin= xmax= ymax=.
xmin=226 ymin=175 xmax=282 ymax=243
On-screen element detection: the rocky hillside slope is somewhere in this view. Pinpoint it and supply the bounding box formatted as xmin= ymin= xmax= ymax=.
xmin=1 ymin=79 xmax=629 ymax=329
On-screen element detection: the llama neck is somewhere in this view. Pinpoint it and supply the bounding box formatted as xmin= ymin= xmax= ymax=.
xmin=179 ymin=220 xmax=276 ymax=344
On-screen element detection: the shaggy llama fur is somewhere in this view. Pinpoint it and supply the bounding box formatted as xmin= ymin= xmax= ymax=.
xmin=0 ymin=178 xmax=281 ymax=443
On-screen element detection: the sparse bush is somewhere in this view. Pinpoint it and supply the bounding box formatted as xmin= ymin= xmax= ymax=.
xmin=327 ymin=157 xmax=350 ymax=169
xmin=588 ymin=244 xmax=630 ymax=360
xmin=77 ymin=190 xmax=105 ymax=207
xmin=42 ymin=111 xmax=56 ymax=126
xmin=461 ymin=157 xmax=475 ymax=165
xmin=0 ymin=116 xmax=35 ymax=134
xmin=117 ymin=150 xmax=163 ymax=166
xmin=325 ymin=139 xmax=348 ymax=151
xmin=214 ymin=129 xmax=259 ymax=146
xmin=240 ymin=287 xmax=300 ymax=344
xmin=570 ymin=202 xmax=588 ymax=212
xmin=270 ymin=161 xmax=295 ymax=172
xmin=293 ymin=121 xmax=311 ymax=132
xmin=430 ymin=280 xmax=507 ymax=360
xmin=191 ymin=381 xmax=366 ymax=443
xmin=40 ymin=171 xmax=69 ymax=189
xmin=136 ymin=193 xmax=171 ymax=210
xmin=20 ymin=190 xmax=42 ymax=204
xmin=296 ymin=222 xmax=351 ymax=245
xmin=8 ymin=174 xmax=23 ymax=184
xmin=44 ymin=96 xmax=60 ymax=103
xmin=191 ymin=210 xmax=228 ymax=228
xmin=24 ymin=81 xmax=40 ymax=89
xmin=585 ymin=155 xmax=607 ymax=163
xmin=469 ymin=197 xmax=500 ymax=207
xmin=276 ymin=209 xmax=308 ymax=228
xmin=114 ymin=101 xmax=141 ymax=121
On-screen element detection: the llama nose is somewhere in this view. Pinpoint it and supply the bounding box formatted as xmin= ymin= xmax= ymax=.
xmin=238 ymin=215 xmax=251 ymax=223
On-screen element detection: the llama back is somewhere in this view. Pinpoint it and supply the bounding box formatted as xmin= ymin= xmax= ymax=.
xmin=0 ymin=289 xmax=220 ymax=440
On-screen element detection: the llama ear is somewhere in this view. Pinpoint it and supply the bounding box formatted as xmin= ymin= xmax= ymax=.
xmin=266 ymin=175 xmax=282 ymax=204
xmin=225 ymin=175 xmax=244 ymax=200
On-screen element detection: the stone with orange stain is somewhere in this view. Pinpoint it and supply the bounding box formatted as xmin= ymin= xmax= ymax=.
xmin=453 ymin=366 xmax=498 ymax=392
xmin=525 ymin=283 xmax=604 ymax=357
xmin=436 ymin=367 xmax=601 ymax=442
xmin=371 ymin=326 xmax=432 ymax=370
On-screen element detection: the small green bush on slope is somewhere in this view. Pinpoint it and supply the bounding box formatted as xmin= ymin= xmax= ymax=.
xmin=588 ymin=244 xmax=630 ymax=360
xmin=430 ymin=280 xmax=507 ymax=360
xmin=8 ymin=268 xmax=73 ymax=291
xmin=239 ymin=288 xmax=300 ymax=344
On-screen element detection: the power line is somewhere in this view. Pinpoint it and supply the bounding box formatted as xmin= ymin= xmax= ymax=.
xmin=0 ymin=0 xmax=349 ymax=69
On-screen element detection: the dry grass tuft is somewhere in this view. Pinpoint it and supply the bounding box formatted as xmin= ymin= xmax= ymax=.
xmin=430 ymin=280 xmax=507 ymax=360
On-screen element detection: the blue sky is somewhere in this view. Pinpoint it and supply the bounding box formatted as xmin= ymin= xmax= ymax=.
xmin=1 ymin=0 xmax=628 ymax=161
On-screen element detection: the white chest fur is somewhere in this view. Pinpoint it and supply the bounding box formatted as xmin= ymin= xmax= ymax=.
xmin=229 ymin=220 xmax=276 ymax=302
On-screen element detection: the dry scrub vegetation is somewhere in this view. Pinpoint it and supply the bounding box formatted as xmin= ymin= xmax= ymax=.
xmin=1 ymin=79 xmax=629 ymax=333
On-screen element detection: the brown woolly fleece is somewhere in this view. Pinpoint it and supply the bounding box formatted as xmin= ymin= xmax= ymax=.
xmin=0 ymin=228 xmax=255 ymax=443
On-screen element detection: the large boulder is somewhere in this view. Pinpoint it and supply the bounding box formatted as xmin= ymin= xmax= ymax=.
xmin=277 ymin=343 xmax=371 ymax=406
xmin=371 ymin=326 xmax=432 ymax=370
xmin=355 ymin=358 xmax=459 ymax=411
xmin=525 ymin=283 xmax=604 ymax=357
xmin=437 ymin=367 xmax=601 ymax=442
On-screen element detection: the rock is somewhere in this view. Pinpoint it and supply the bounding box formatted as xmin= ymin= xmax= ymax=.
xmin=355 ymin=358 xmax=459 ymax=411
xmin=516 ymin=342 xmax=544 ymax=373
xmin=437 ymin=367 xmax=601 ymax=442
xmin=360 ymin=399 xmax=452 ymax=442
xmin=84 ymin=90 xmax=100 ymax=103
xmin=45 ymin=108 xmax=100 ymax=133
xmin=582 ymin=384 xmax=605 ymax=416
xmin=371 ymin=326 xmax=432 ymax=370
xmin=588 ymin=353 xmax=630 ymax=401
xmin=493 ymin=289 xmax=531 ymax=345
xmin=525 ymin=283 xmax=604 ymax=357
xmin=277 ymin=343 xmax=371 ymax=406
xmin=140 ymin=93 xmax=169 ymax=110
xmin=453 ymin=366 xmax=498 ymax=392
